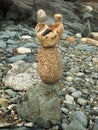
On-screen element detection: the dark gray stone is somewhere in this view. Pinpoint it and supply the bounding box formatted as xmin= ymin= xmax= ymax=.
xmin=0 ymin=71 xmax=3 ymax=78
xmin=23 ymin=43 xmax=38 ymax=48
xmin=68 ymin=111 xmax=88 ymax=128
xmin=17 ymin=82 xmax=61 ymax=128
xmin=8 ymin=54 xmax=27 ymax=63
xmin=65 ymin=120 xmax=87 ymax=130
xmin=64 ymin=103 xmax=76 ymax=111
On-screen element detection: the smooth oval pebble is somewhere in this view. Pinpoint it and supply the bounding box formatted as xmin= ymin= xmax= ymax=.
xmin=24 ymin=122 xmax=34 ymax=127
xmin=17 ymin=47 xmax=31 ymax=54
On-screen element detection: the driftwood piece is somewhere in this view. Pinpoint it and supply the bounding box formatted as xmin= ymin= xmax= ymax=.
xmin=81 ymin=37 xmax=98 ymax=46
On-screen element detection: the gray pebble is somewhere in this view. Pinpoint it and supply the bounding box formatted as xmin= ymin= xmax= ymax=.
xmin=77 ymin=98 xmax=87 ymax=106
xmin=68 ymin=111 xmax=88 ymax=128
xmin=8 ymin=55 xmax=27 ymax=63
xmin=65 ymin=120 xmax=86 ymax=130
xmin=64 ymin=103 xmax=76 ymax=111
xmin=5 ymin=89 xmax=16 ymax=98
xmin=0 ymin=71 xmax=3 ymax=78
xmin=61 ymin=107 xmax=69 ymax=114
xmin=0 ymin=40 xmax=6 ymax=48
xmin=72 ymin=91 xmax=82 ymax=98
xmin=61 ymin=123 xmax=67 ymax=130
xmin=23 ymin=42 xmax=38 ymax=48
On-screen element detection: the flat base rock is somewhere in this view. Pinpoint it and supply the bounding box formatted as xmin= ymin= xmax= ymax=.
xmin=17 ymin=82 xmax=61 ymax=128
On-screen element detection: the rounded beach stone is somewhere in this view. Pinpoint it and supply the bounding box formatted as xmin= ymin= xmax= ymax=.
xmin=38 ymin=47 xmax=62 ymax=84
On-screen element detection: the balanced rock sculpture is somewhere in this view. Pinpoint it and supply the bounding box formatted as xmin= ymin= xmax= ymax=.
xmin=35 ymin=10 xmax=64 ymax=48
xmin=81 ymin=6 xmax=93 ymax=38
xmin=35 ymin=9 xmax=64 ymax=84
xmin=17 ymin=9 xmax=64 ymax=128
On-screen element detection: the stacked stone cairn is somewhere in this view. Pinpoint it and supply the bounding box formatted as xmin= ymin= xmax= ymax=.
xmin=35 ymin=9 xmax=64 ymax=84
xmin=17 ymin=9 xmax=64 ymax=128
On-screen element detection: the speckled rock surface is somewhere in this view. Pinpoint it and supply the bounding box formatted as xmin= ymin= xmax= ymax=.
xmin=38 ymin=47 xmax=62 ymax=84
xmin=3 ymin=60 xmax=41 ymax=90
xmin=17 ymin=82 xmax=61 ymax=128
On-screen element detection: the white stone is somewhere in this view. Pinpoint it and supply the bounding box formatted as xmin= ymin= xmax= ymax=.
xmin=17 ymin=47 xmax=31 ymax=54
xmin=21 ymin=35 xmax=32 ymax=39
xmin=16 ymin=122 xmax=24 ymax=127
xmin=76 ymin=33 xmax=82 ymax=38
xmin=85 ymin=6 xmax=93 ymax=12
xmin=66 ymin=76 xmax=73 ymax=82
xmin=81 ymin=38 xmax=87 ymax=42
xmin=3 ymin=60 xmax=41 ymax=90
xmin=8 ymin=104 xmax=17 ymax=110
xmin=64 ymin=94 xmax=75 ymax=104
xmin=24 ymin=122 xmax=34 ymax=127
xmin=93 ymin=107 xmax=98 ymax=110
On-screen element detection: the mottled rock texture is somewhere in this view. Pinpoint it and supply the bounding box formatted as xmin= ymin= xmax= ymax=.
xmin=17 ymin=82 xmax=61 ymax=128
xmin=3 ymin=60 xmax=40 ymax=90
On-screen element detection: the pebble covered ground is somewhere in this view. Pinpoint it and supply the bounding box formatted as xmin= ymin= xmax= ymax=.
xmin=0 ymin=20 xmax=98 ymax=130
